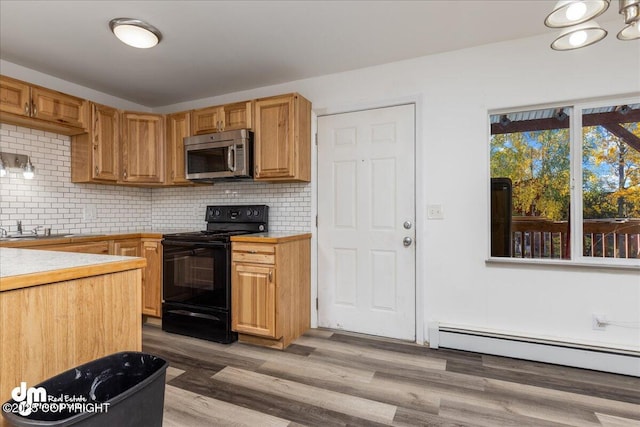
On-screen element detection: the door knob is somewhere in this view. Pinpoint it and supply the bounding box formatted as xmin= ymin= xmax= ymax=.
xmin=403 ymin=220 xmax=412 ymax=230
xmin=403 ymin=237 xmax=413 ymax=247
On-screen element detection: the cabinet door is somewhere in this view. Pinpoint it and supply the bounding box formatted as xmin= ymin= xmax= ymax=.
xmin=92 ymin=103 xmax=119 ymax=181
xmin=141 ymin=240 xmax=162 ymax=317
xmin=121 ymin=112 xmax=165 ymax=183
xmin=0 ymin=76 xmax=30 ymax=116
xmin=113 ymin=239 xmax=140 ymax=257
xmin=232 ymin=263 xmax=277 ymax=338
xmin=192 ymin=106 xmax=223 ymax=134
xmin=30 ymin=86 xmax=88 ymax=129
xmin=166 ymin=111 xmax=192 ymax=185
xmin=223 ymin=101 xmax=252 ymax=131
xmin=254 ymin=95 xmax=296 ymax=179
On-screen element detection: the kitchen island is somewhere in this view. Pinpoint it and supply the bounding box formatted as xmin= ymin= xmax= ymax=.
xmin=0 ymin=248 xmax=146 ymax=420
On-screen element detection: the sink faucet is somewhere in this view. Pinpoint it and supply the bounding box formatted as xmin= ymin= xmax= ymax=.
xmin=16 ymin=220 xmax=22 ymax=234
xmin=0 ymin=227 xmax=7 ymax=237
xmin=31 ymin=225 xmax=43 ymax=235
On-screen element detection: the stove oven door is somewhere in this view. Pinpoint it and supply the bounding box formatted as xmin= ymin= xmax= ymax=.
xmin=162 ymin=240 xmax=230 ymax=309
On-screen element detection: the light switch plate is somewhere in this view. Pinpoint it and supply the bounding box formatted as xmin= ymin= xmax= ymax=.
xmin=427 ymin=204 xmax=444 ymax=220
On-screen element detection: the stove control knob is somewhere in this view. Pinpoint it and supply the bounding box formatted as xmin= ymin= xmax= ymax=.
xmin=259 ymin=225 xmax=265 ymax=231
xmin=253 ymin=209 xmax=259 ymax=217
xmin=246 ymin=209 xmax=252 ymax=216
xmin=214 ymin=209 xmax=221 ymax=216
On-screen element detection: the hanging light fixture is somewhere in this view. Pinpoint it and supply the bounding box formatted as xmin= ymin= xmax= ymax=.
xmin=109 ymin=18 xmax=162 ymax=49
xmin=545 ymin=0 xmax=610 ymax=27
xmin=22 ymin=157 xmax=34 ymax=180
xmin=544 ymin=0 xmax=640 ymax=50
xmin=618 ymin=0 xmax=640 ymax=39
xmin=551 ymin=20 xmax=608 ymax=50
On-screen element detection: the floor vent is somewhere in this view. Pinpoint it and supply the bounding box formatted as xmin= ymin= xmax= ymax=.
xmin=430 ymin=324 xmax=640 ymax=377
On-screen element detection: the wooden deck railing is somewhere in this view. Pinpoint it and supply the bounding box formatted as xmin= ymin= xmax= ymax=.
xmin=510 ymin=217 xmax=640 ymax=259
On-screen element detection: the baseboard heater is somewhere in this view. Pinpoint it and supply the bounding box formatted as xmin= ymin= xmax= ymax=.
xmin=429 ymin=323 xmax=640 ymax=377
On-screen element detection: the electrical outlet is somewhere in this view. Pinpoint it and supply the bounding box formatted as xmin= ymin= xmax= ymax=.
xmin=592 ymin=314 xmax=607 ymax=330
xmin=427 ymin=204 xmax=444 ymax=220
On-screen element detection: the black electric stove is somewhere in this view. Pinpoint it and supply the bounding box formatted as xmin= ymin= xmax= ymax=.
xmin=161 ymin=205 xmax=268 ymax=343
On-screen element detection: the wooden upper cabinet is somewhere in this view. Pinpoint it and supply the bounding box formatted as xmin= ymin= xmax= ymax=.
xmin=0 ymin=76 xmax=30 ymax=116
xmin=254 ymin=93 xmax=311 ymax=182
xmin=0 ymin=75 xmax=88 ymax=134
xmin=121 ymin=112 xmax=165 ymax=184
xmin=30 ymin=86 xmax=88 ymax=129
xmin=166 ymin=111 xmax=192 ymax=185
xmin=224 ymin=101 xmax=253 ymax=131
xmin=71 ymin=103 xmax=119 ymax=183
xmin=92 ymin=103 xmax=120 ymax=181
xmin=192 ymin=101 xmax=252 ymax=134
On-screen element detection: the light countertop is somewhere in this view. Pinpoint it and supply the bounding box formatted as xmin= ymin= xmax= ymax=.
xmin=231 ymin=232 xmax=312 ymax=244
xmin=0 ymin=248 xmax=146 ymax=292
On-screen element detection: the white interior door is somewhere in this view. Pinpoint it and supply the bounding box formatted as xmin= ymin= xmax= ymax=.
xmin=317 ymin=104 xmax=416 ymax=340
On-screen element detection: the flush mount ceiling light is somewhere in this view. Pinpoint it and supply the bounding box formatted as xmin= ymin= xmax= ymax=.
xmin=544 ymin=0 xmax=640 ymax=50
xmin=109 ymin=18 xmax=162 ymax=49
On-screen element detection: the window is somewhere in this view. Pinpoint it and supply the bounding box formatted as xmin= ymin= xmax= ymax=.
xmin=490 ymin=99 xmax=639 ymax=265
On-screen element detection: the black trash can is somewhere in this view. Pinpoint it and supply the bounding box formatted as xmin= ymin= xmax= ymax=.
xmin=2 ymin=352 xmax=168 ymax=427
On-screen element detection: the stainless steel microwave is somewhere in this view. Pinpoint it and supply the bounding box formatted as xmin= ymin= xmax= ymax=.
xmin=184 ymin=129 xmax=253 ymax=181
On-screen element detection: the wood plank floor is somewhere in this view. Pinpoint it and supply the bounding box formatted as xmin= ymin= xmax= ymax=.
xmin=142 ymin=326 xmax=640 ymax=427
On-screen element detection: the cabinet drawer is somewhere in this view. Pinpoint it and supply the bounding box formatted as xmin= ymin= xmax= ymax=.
xmin=232 ymin=252 xmax=275 ymax=264
xmin=232 ymin=243 xmax=275 ymax=264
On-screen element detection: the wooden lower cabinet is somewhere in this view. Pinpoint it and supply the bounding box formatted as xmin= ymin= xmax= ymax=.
xmin=231 ymin=234 xmax=310 ymax=349
xmin=112 ymin=239 xmax=140 ymax=257
xmin=232 ymin=263 xmax=277 ymax=338
xmin=140 ymin=239 xmax=162 ymax=317
xmin=24 ymin=236 xmax=163 ymax=318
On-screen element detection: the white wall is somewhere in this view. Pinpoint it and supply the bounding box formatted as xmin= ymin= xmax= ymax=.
xmin=3 ymin=29 xmax=639 ymax=352
xmin=159 ymin=31 xmax=640 ymax=351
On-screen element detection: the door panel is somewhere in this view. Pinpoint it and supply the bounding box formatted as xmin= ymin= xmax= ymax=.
xmin=318 ymin=104 xmax=415 ymax=340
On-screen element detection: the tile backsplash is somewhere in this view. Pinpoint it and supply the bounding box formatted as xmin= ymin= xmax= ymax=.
xmin=151 ymin=182 xmax=311 ymax=232
xmin=0 ymin=124 xmax=151 ymax=234
xmin=0 ymin=124 xmax=312 ymax=235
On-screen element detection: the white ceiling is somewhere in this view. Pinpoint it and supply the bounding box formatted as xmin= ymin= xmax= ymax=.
xmin=0 ymin=1 xmax=623 ymax=107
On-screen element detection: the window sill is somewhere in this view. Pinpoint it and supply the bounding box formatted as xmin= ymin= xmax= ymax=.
xmin=485 ymin=257 xmax=640 ymax=272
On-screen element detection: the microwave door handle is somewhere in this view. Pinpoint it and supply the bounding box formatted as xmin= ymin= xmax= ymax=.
xmin=227 ymin=146 xmax=236 ymax=172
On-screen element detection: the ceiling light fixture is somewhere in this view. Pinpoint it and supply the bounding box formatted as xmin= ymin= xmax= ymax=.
xmin=544 ymin=0 xmax=640 ymax=50
xmin=109 ymin=18 xmax=162 ymax=49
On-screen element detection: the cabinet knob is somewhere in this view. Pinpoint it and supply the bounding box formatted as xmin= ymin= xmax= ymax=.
xmin=268 ymin=271 xmax=273 ymax=282
xmin=123 ymin=169 xmax=128 ymax=179
xmin=31 ymin=101 xmax=37 ymax=116
xmin=24 ymin=102 xmax=30 ymax=115
xmin=95 ymin=166 xmax=99 ymax=176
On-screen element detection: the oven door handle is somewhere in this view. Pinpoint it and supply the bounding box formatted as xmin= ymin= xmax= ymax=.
xmin=162 ymin=239 xmax=228 ymax=248
xmin=166 ymin=310 xmax=221 ymax=321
